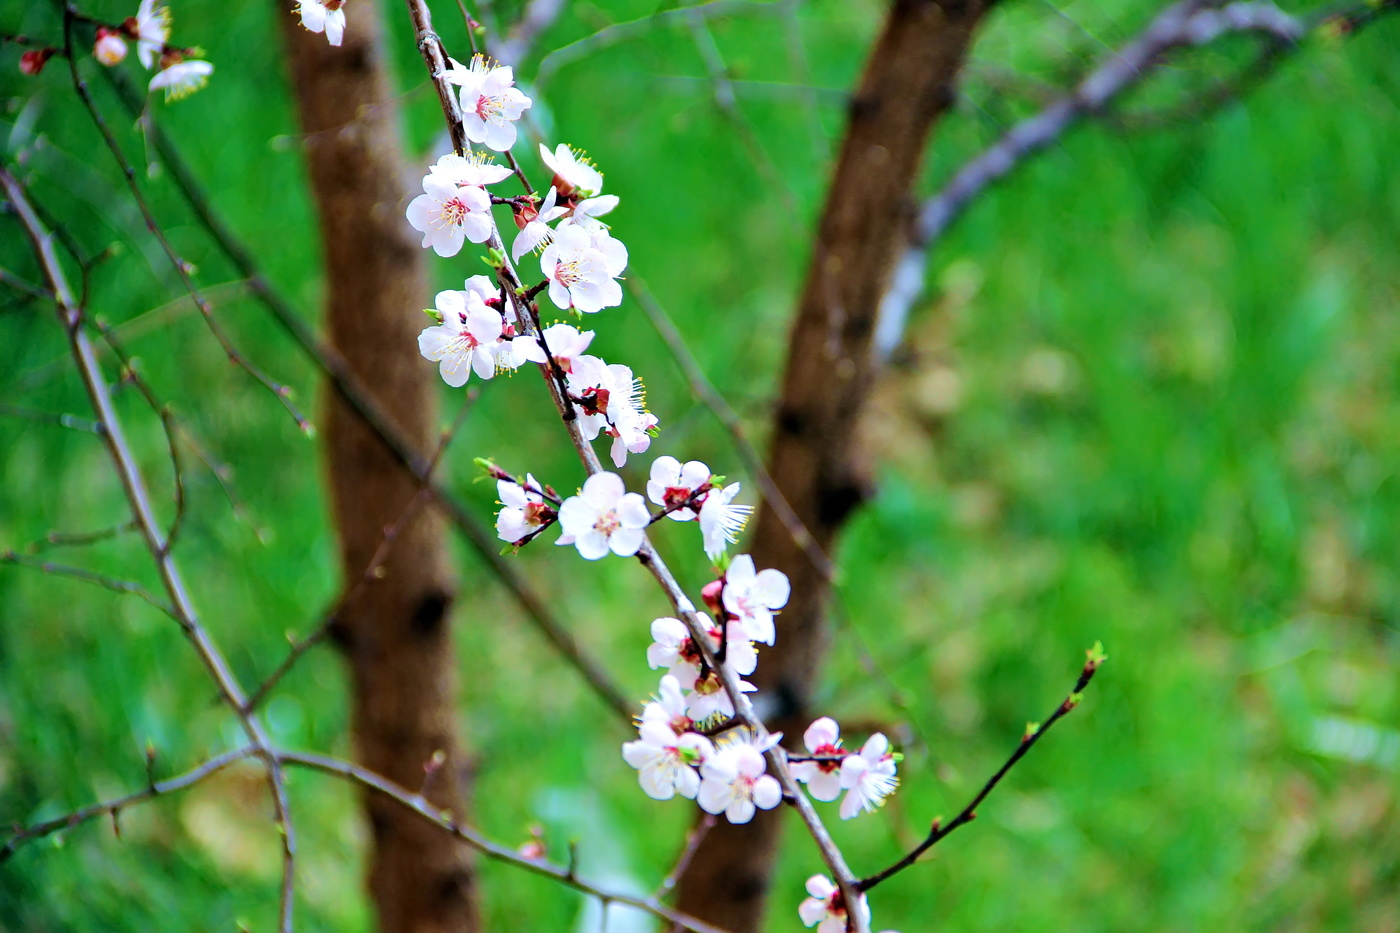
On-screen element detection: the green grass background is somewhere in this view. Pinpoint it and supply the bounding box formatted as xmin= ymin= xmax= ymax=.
xmin=0 ymin=0 xmax=1397 ymax=930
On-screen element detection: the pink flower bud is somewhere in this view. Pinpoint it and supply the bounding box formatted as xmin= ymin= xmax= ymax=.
xmin=20 ymin=48 xmax=55 ymax=76
xmin=94 ymin=28 xmax=128 ymax=67
xmin=701 ymin=579 xmax=724 ymax=614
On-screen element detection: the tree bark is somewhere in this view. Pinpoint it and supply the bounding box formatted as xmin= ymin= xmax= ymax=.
xmin=676 ymin=2 xmax=990 ymax=929
xmin=277 ymin=7 xmax=480 ymax=932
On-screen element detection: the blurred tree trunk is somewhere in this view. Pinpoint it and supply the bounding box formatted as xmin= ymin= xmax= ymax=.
xmin=675 ymin=1 xmax=990 ymax=928
xmin=278 ymin=6 xmax=480 ymax=932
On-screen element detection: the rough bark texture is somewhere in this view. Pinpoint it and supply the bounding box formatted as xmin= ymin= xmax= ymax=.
xmin=278 ymin=7 xmax=480 ymax=932
xmin=675 ymin=2 xmax=990 ymax=929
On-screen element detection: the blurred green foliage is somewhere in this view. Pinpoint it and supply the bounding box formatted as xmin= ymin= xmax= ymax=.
xmin=1 ymin=0 xmax=1397 ymax=930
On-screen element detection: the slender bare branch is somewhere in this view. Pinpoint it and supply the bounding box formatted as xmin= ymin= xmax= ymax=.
xmin=0 ymin=165 xmax=297 ymax=933
xmin=856 ymin=647 xmax=1106 ymax=892
xmin=0 ymin=745 xmax=257 ymax=862
xmin=58 ymin=7 xmax=311 ymax=433
xmin=276 ymin=749 xmax=737 ymax=933
xmin=0 ymin=550 xmax=173 ymax=616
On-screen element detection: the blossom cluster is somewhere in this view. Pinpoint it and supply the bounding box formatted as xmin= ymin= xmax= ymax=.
xmin=392 ymin=43 xmax=903 ymax=932
xmin=18 ymin=1 xmax=215 ymax=101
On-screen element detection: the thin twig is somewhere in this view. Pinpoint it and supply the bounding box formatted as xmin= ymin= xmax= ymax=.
xmin=654 ymin=814 xmax=716 ymax=899
xmin=493 ymin=0 xmax=568 ymax=66
xmin=21 ymin=521 xmax=137 ymax=554
xmin=1 ymin=166 xmax=297 ymax=933
xmin=627 ymin=275 xmax=833 ymax=580
xmin=0 ymin=403 xmax=103 ymax=434
xmin=276 ymin=749 xmax=737 ymax=933
xmin=0 ymin=550 xmax=174 ymax=616
xmin=856 ymin=647 xmax=1106 ymax=892
xmin=0 ymin=745 xmax=257 ymax=862
xmin=58 ymin=7 xmax=312 ymax=434
xmin=100 ymin=66 xmax=633 ymax=725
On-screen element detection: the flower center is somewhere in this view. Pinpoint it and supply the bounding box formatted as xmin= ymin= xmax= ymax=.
xmin=554 ymin=259 xmax=583 ymax=289
xmin=475 ymin=93 xmax=503 ymax=122
xmin=593 ymin=508 xmax=620 ymax=536
xmin=663 ymin=485 xmax=693 ymax=510
xmin=440 ymin=196 xmax=470 ymax=226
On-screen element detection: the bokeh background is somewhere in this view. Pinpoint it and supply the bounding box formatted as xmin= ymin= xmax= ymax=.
xmin=1 ymin=0 xmax=1397 ymax=930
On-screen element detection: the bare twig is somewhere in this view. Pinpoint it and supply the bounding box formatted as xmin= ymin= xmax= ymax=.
xmin=21 ymin=521 xmax=137 ymax=554
xmin=0 ymin=403 xmax=103 ymax=434
xmin=627 ymin=275 xmax=833 ymax=581
xmin=856 ymin=646 xmax=1106 ymax=892
xmin=59 ymin=7 xmax=312 ymax=434
xmin=276 ymin=749 xmax=737 ymax=933
xmin=0 ymin=165 xmax=297 ymax=933
xmin=0 ymin=745 xmax=257 ymax=862
xmin=0 ymin=550 xmax=173 ymax=616
xmin=655 ymin=814 xmax=717 ymax=899
xmin=493 ymin=0 xmax=568 ymax=65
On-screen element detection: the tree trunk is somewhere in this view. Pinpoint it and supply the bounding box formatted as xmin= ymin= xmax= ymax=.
xmin=277 ymin=6 xmax=480 ymax=932
xmin=676 ymin=2 xmax=990 ymax=929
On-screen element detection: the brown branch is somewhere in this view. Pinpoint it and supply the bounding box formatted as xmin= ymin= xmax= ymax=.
xmin=98 ymin=63 xmax=633 ymax=726
xmin=0 ymin=550 xmax=174 ymax=616
xmin=857 ymin=646 xmax=1107 ymax=892
xmin=0 ymin=165 xmax=297 ymax=933
xmin=275 ymin=749 xmax=738 ymax=933
xmin=402 ymin=3 xmax=864 ymax=925
xmin=0 ymin=745 xmax=257 ymax=862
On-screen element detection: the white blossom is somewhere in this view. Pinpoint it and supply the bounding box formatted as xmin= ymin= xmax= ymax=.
xmin=496 ymin=474 xmax=553 ymax=544
xmin=789 ymin=718 xmax=846 ymax=802
xmin=134 ymin=0 xmax=170 ymax=69
xmin=418 ymin=289 xmax=503 ymax=387
xmin=697 ymin=734 xmax=781 ymax=824
xmin=699 ymin=482 xmax=752 ymax=560
xmin=452 ymin=55 xmax=531 ymax=152
xmin=556 ymin=472 xmax=649 ymax=560
xmin=148 ymin=60 xmax=212 ymax=101
xmin=511 ymin=186 xmax=569 ymax=261
xmin=407 ymin=177 xmax=491 ymax=258
xmin=721 ymin=555 xmax=790 ymax=645
xmin=559 ymin=194 xmax=619 ymax=234
xmin=534 ymin=323 xmax=595 ymax=374
xmin=647 ymin=616 xmax=755 ymax=689
xmin=685 ymin=666 xmax=755 ymax=722
xmin=647 ymin=456 xmax=711 ymax=521
xmin=839 ymin=732 xmax=899 ymax=820
xmin=94 ymin=30 xmax=128 ymax=66
xmin=539 ymin=143 xmax=604 ymax=197
xmin=798 ymin=875 xmax=870 ymax=933
xmin=541 ymin=225 xmax=624 ymax=314
xmin=297 ymin=0 xmax=345 ymax=46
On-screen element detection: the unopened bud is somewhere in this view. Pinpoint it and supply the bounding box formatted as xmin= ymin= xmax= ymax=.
xmin=20 ymin=48 xmax=56 ymax=76
xmin=94 ymin=28 xmax=128 ymax=66
xmin=700 ymin=578 xmax=724 ymax=614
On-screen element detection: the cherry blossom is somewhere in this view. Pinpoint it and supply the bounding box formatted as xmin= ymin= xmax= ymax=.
xmin=20 ymin=49 xmax=54 ymax=76
xmin=699 ymin=482 xmax=752 ymax=560
xmin=639 ymin=671 xmax=692 ymax=734
xmin=556 ymin=472 xmax=649 ymax=560
xmin=622 ymin=677 xmax=714 ymax=801
xmin=839 ymin=732 xmax=900 ymax=820
xmin=534 ymin=323 xmax=595 ymax=375
xmin=511 ymin=187 xmax=569 ymax=261
xmin=685 ymin=666 xmax=756 ymax=722
xmin=94 ymin=29 xmax=128 ymax=66
xmin=405 ymin=154 xmax=512 ymax=258
xmin=539 ymin=143 xmax=604 ymax=198
xmin=647 ymin=456 xmax=712 ymax=521
xmin=798 ymin=875 xmax=870 ymax=933
xmin=559 ymin=193 xmax=619 ymax=234
xmin=417 ymin=288 xmax=503 ymax=387
xmin=297 ymin=0 xmax=346 ymax=46
xmin=647 ymin=617 xmax=756 ymax=689
xmin=496 ymin=474 xmax=555 ymax=544
xmin=721 ymin=555 xmax=790 ymax=645
xmin=132 ymin=0 xmax=169 ymax=69
xmin=451 ymin=55 xmax=532 ymax=151
xmin=789 ymin=718 xmax=846 ymax=802
xmin=148 ymin=59 xmax=212 ymax=101
xmin=540 ymin=226 xmax=624 ymax=314
xmin=697 ymin=733 xmax=782 ymax=824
